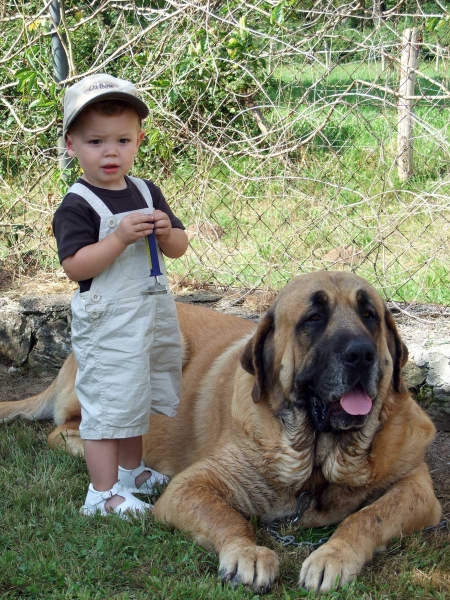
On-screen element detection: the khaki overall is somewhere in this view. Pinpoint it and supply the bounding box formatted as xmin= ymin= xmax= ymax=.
xmin=69 ymin=177 xmax=181 ymax=440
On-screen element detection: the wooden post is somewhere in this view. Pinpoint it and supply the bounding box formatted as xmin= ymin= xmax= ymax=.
xmin=372 ymin=0 xmax=382 ymax=28
xmin=397 ymin=28 xmax=421 ymax=181
xmin=324 ymin=40 xmax=331 ymax=69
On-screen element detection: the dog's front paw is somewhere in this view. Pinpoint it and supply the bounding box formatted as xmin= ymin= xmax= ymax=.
xmin=219 ymin=542 xmax=279 ymax=593
xmin=299 ymin=540 xmax=364 ymax=593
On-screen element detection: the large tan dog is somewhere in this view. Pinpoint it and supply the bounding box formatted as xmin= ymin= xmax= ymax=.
xmin=0 ymin=272 xmax=441 ymax=593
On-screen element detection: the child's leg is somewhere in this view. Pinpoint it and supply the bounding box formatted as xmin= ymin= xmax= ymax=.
xmin=119 ymin=436 xmax=151 ymax=488
xmin=118 ymin=435 xmax=168 ymax=492
xmin=85 ymin=439 xmax=123 ymax=510
xmin=85 ymin=439 xmax=119 ymax=489
xmin=82 ymin=438 xmax=151 ymax=516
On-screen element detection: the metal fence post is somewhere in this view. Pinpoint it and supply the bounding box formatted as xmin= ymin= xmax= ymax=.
xmin=49 ymin=0 xmax=71 ymax=174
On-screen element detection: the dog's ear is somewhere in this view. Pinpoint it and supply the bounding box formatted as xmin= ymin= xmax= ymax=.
xmin=384 ymin=308 xmax=409 ymax=393
xmin=241 ymin=310 xmax=275 ymax=403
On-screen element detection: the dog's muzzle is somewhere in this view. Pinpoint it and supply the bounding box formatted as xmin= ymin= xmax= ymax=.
xmin=297 ymin=337 xmax=379 ymax=432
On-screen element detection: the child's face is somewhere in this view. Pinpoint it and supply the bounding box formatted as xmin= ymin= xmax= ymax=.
xmin=66 ymin=108 xmax=145 ymax=190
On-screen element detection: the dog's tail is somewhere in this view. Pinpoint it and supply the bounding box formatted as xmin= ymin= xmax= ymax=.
xmin=0 ymin=378 xmax=58 ymax=422
xmin=0 ymin=353 xmax=79 ymax=424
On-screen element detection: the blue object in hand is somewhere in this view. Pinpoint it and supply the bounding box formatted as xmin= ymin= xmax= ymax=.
xmin=148 ymin=230 xmax=163 ymax=277
xmin=142 ymin=229 xmax=168 ymax=295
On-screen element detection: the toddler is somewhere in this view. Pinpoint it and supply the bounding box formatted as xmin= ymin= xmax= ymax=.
xmin=53 ymin=73 xmax=188 ymax=517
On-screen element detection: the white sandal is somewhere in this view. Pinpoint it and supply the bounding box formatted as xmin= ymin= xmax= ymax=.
xmin=118 ymin=460 xmax=168 ymax=494
xmin=80 ymin=482 xmax=151 ymax=518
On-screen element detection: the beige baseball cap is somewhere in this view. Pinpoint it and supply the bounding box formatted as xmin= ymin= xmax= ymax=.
xmin=63 ymin=73 xmax=149 ymax=137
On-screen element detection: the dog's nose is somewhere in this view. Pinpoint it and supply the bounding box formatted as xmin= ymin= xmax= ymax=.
xmin=343 ymin=339 xmax=375 ymax=369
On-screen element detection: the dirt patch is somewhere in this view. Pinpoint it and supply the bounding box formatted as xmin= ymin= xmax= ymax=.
xmin=427 ymin=432 xmax=450 ymax=521
xmin=0 ymin=271 xmax=77 ymax=297
xmin=0 ymin=362 xmax=54 ymax=401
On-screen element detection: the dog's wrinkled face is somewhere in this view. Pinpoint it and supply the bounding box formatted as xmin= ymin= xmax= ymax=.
xmin=241 ymin=271 xmax=408 ymax=433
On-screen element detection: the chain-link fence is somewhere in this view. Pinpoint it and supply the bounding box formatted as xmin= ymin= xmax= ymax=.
xmin=1 ymin=1 xmax=450 ymax=309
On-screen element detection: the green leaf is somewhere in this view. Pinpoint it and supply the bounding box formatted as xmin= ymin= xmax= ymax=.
xmin=271 ymin=2 xmax=285 ymax=26
xmin=29 ymin=99 xmax=55 ymax=109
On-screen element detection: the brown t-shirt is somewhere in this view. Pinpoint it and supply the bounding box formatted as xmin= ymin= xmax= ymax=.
xmin=52 ymin=176 xmax=185 ymax=292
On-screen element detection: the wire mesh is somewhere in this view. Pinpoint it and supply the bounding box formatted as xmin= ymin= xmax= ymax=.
xmin=1 ymin=1 xmax=449 ymax=309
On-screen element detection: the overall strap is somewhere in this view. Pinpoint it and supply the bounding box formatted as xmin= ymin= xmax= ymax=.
xmin=67 ymin=183 xmax=113 ymax=218
xmin=128 ymin=176 xmax=154 ymax=210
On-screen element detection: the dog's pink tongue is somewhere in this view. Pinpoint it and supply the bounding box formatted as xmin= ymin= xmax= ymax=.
xmin=340 ymin=388 xmax=372 ymax=415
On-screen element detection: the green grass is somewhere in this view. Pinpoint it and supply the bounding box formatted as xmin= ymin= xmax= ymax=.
xmin=0 ymin=419 xmax=448 ymax=599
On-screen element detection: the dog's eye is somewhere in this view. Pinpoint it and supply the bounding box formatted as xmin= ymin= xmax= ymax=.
xmin=362 ymin=310 xmax=376 ymax=320
xmin=306 ymin=313 xmax=322 ymax=322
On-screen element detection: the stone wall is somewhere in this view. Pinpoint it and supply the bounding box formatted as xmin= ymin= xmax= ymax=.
xmin=0 ymin=295 xmax=72 ymax=371
xmin=0 ymin=293 xmax=449 ymax=431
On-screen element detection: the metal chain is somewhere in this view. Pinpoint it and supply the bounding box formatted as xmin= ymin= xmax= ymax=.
xmin=266 ymin=527 xmax=330 ymax=549
xmin=266 ymin=497 xmax=448 ymax=549
xmin=265 ymin=491 xmax=332 ymax=549
xmin=423 ymin=520 xmax=448 ymax=534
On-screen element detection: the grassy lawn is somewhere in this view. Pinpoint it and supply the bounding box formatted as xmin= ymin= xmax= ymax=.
xmin=0 ymin=418 xmax=448 ymax=600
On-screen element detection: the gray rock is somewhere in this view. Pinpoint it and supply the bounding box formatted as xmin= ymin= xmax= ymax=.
xmin=403 ymin=360 xmax=427 ymax=389
xmin=408 ymin=343 xmax=450 ymax=400
xmin=407 ymin=343 xmax=450 ymax=431
xmin=0 ymin=294 xmax=72 ymax=372
xmin=0 ymin=298 xmax=32 ymax=365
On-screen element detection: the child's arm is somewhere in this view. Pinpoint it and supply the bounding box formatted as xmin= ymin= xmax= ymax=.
xmin=62 ymin=212 xmax=154 ymax=282
xmin=152 ymin=210 xmax=189 ymax=259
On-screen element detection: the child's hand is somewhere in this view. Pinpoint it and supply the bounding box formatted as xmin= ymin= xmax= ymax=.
xmin=151 ymin=210 xmax=172 ymax=241
xmin=114 ymin=213 xmax=153 ymax=246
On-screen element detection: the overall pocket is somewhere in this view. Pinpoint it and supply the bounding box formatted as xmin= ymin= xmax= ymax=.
xmin=72 ymin=298 xmax=114 ymax=371
xmin=119 ymin=237 xmax=152 ymax=280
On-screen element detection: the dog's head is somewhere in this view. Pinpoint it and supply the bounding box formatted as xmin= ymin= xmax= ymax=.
xmin=241 ymin=271 xmax=408 ymax=433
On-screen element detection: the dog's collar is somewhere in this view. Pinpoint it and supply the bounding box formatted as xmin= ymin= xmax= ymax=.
xmin=290 ymin=491 xmax=313 ymax=524
xmin=269 ymin=491 xmax=313 ymax=528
